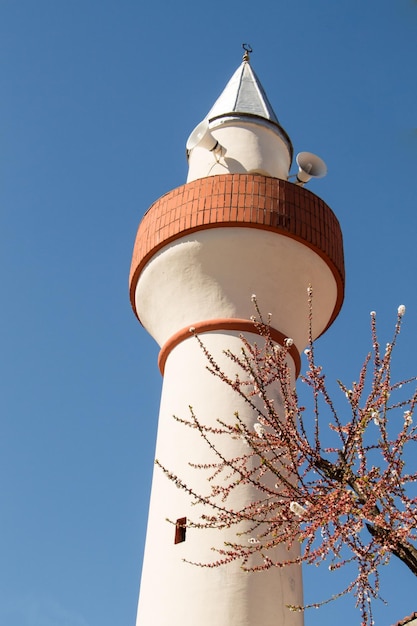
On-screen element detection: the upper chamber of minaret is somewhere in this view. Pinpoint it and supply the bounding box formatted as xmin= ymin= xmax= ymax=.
xmin=130 ymin=53 xmax=344 ymax=357
xmin=186 ymin=55 xmax=293 ymax=183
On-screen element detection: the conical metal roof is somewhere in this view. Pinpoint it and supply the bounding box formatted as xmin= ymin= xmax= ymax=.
xmin=206 ymin=59 xmax=280 ymax=125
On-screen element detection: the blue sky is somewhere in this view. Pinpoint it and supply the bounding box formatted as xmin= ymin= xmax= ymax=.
xmin=0 ymin=1 xmax=416 ymax=625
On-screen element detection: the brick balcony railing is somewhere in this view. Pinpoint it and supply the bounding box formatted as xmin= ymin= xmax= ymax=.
xmin=129 ymin=173 xmax=345 ymax=329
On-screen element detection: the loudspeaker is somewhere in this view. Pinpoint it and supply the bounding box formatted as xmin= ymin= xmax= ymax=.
xmin=295 ymin=151 xmax=327 ymax=185
xmin=186 ymin=120 xmax=222 ymax=154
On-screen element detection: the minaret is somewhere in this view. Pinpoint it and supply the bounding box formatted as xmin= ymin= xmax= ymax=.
xmin=129 ymin=49 xmax=344 ymax=626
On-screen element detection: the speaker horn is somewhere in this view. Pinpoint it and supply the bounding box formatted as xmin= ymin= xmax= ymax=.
xmin=295 ymin=151 xmax=327 ymax=185
xmin=186 ymin=120 xmax=224 ymax=155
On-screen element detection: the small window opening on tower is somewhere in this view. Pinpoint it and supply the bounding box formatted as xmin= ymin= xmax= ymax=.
xmin=175 ymin=517 xmax=187 ymax=544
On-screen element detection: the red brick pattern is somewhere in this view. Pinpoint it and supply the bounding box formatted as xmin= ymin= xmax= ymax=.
xmin=129 ymin=174 xmax=345 ymax=327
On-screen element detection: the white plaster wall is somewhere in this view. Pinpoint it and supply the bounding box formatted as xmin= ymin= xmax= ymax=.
xmin=187 ymin=120 xmax=291 ymax=182
xmin=136 ymin=332 xmax=303 ymax=626
xmin=135 ymin=226 xmax=338 ymax=625
xmin=135 ymin=227 xmax=338 ymax=356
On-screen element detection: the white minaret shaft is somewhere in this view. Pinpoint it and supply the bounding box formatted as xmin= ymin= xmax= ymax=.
xmin=130 ymin=51 xmax=344 ymax=626
xmin=138 ymin=332 xmax=303 ymax=625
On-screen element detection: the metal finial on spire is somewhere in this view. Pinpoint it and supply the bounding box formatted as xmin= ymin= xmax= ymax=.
xmin=242 ymin=43 xmax=253 ymax=62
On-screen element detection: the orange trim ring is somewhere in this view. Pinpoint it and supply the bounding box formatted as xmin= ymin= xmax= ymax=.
xmin=158 ymin=318 xmax=301 ymax=377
